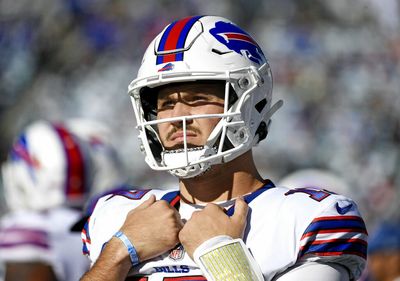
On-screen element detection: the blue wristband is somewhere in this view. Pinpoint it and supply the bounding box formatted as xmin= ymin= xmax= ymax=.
xmin=114 ymin=231 xmax=140 ymax=266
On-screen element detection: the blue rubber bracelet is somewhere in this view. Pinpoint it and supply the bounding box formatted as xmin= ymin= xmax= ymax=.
xmin=114 ymin=231 xmax=140 ymax=266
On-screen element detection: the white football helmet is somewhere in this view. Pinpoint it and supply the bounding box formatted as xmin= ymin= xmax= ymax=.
xmin=1 ymin=120 xmax=125 ymax=211
xmin=65 ymin=118 xmax=126 ymax=196
xmin=129 ymin=15 xmax=282 ymax=178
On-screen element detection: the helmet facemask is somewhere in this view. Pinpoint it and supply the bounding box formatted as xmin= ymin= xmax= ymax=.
xmin=130 ymin=63 xmax=281 ymax=179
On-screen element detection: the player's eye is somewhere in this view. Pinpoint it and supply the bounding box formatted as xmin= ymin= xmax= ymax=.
xmin=187 ymin=95 xmax=209 ymax=104
xmin=193 ymin=95 xmax=208 ymax=101
xmin=158 ymin=99 xmax=176 ymax=110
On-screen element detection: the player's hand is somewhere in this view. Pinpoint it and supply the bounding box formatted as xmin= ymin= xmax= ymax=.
xmin=118 ymin=195 xmax=184 ymax=262
xmin=179 ymin=197 xmax=249 ymax=258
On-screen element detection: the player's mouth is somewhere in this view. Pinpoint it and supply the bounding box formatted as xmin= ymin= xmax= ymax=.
xmin=163 ymin=128 xmax=203 ymax=150
xmin=169 ymin=131 xmax=197 ymax=142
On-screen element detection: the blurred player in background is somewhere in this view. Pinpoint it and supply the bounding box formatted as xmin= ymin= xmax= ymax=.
xmin=278 ymin=168 xmax=354 ymax=198
xmin=81 ymin=15 xmax=367 ymax=281
xmin=0 ymin=119 xmax=126 ymax=281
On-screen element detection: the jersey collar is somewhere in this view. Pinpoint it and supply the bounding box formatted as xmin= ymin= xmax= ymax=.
xmin=161 ymin=179 xmax=276 ymax=216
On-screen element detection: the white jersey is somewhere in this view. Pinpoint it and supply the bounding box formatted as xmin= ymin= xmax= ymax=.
xmin=83 ymin=181 xmax=367 ymax=281
xmin=0 ymin=207 xmax=90 ymax=281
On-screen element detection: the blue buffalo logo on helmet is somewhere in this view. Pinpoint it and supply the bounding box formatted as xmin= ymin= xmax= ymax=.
xmin=209 ymin=21 xmax=265 ymax=65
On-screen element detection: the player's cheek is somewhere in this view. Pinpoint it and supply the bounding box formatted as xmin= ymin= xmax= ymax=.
xmin=157 ymin=124 xmax=168 ymax=142
xmin=209 ymin=118 xmax=222 ymax=131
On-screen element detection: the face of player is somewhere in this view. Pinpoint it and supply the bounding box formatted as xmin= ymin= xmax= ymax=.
xmin=156 ymin=82 xmax=225 ymax=150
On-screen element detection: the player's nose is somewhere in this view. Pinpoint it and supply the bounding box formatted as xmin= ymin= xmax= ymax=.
xmin=169 ymin=103 xmax=194 ymax=129
xmin=171 ymin=101 xmax=191 ymax=118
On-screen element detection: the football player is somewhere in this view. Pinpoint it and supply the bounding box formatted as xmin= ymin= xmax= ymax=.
xmin=0 ymin=119 xmax=126 ymax=281
xmin=81 ymin=16 xmax=367 ymax=281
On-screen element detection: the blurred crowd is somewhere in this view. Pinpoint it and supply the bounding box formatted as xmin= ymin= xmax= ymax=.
xmin=0 ymin=0 xmax=399 ymax=279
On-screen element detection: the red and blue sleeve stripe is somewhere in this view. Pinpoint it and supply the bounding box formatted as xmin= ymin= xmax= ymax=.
xmin=156 ymin=15 xmax=203 ymax=65
xmin=82 ymin=217 xmax=91 ymax=255
xmin=299 ymin=216 xmax=368 ymax=259
xmin=302 ymin=216 xmax=367 ymax=237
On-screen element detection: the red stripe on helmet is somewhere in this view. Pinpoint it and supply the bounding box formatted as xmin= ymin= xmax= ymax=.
xmin=225 ymin=32 xmax=257 ymax=45
xmin=54 ymin=125 xmax=86 ymax=199
xmin=161 ymin=17 xmax=192 ymax=63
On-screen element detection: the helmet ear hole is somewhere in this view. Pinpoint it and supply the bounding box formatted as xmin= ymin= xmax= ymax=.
xmin=228 ymin=85 xmax=238 ymax=107
xmin=255 ymin=99 xmax=267 ymax=113
xmin=255 ymin=121 xmax=268 ymax=143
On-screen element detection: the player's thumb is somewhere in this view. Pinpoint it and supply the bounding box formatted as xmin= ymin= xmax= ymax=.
xmin=232 ymin=197 xmax=249 ymax=225
xmin=136 ymin=194 xmax=156 ymax=210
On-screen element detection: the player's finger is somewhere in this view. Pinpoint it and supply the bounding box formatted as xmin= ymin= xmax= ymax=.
xmin=136 ymin=194 xmax=156 ymax=210
xmin=232 ymin=197 xmax=249 ymax=224
xmin=204 ymin=202 xmax=225 ymax=212
xmin=175 ymin=211 xmax=185 ymax=228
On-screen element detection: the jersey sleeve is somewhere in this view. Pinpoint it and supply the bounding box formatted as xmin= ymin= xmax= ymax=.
xmin=81 ymin=189 xmax=156 ymax=264
xmin=297 ymin=197 xmax=368 ymax=280
xmin=0 ymin=224 xmax=52 ymax=263
xmin=273 ymin=262 xmax=350 ymax=281
xmin=0 ymin=211 xmax=54 ymax=264
xmin=0 ymin=208 xmax=86 ymax=281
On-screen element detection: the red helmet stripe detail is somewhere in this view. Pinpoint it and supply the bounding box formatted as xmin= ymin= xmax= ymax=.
xmin=162 ymin=17 xmax=191 ymax=63
xmin=156 ymin=16 xmax=202 ymax=64
xmin=224 ymin=32 xmax=257 ymax=45
xmin=53 ymin=125 xmax=86 ymax=198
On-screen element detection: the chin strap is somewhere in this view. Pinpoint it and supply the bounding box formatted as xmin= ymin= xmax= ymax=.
xmin=266 ymin=100 xmax=283 ymax=121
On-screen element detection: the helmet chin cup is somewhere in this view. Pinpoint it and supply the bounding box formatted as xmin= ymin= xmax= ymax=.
xmin=161 ymin=146 xmax=217 ymax=178
xmin=169 ymin=161 xmax=209 ymax=179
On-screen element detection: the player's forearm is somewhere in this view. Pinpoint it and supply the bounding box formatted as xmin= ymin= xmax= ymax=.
xmin=80 ymin=238 xmax=132 ymax=281
xmin=272 ymin=262 xmax=349 ymax=281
